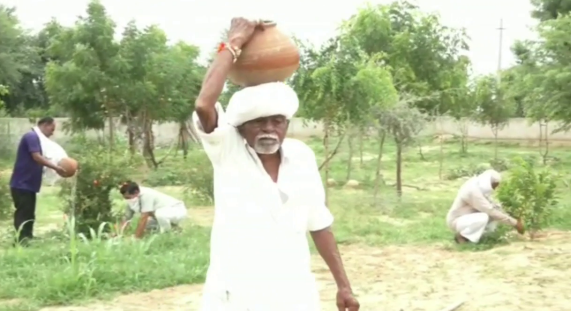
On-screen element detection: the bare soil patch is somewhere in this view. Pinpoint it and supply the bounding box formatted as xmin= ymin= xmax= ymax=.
xmin=37 ymin=230 xmax=571 ymax=311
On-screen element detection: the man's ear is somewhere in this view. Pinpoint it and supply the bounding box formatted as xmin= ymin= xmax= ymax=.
xmin=237 ymin=124 xmax=245 ymax=136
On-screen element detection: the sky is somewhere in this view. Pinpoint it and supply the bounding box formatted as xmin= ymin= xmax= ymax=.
xmin=4 ymin=0 xmax=537 ymax=76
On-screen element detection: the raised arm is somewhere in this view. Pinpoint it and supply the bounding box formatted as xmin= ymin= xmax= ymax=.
xmin=194 ymin=18 xmax=261 ymax=134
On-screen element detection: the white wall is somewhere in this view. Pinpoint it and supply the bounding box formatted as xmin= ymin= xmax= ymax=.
xmin=0 ymin=117 xmax=567 ymax=146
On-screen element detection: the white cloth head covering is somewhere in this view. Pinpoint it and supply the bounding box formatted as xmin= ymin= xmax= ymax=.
xmin=226 ymin=82 xmax=299 ymax=127
xmin=476 ymin=169 xmax=501 ymax=196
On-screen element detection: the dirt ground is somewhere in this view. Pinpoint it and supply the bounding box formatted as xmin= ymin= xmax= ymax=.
xmin=36 ymin=227 xmax=571 ymax=311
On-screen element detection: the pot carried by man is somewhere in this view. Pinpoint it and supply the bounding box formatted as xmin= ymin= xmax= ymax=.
xmin=194 ymin=18 xmax=360 ymax=311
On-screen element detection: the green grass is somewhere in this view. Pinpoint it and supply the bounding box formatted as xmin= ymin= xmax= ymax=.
xmin=1 ymin=136 xmax=571 ymax=310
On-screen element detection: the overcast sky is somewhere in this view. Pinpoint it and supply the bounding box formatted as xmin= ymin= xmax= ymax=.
xmin=4 ymin=0 xmax=537 ymax=75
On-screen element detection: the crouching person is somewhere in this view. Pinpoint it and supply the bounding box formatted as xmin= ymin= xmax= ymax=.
xmin=446 ymin=169 xmax=524 ymax=244
xmin=118 ymin=181 xmax=188 ymax=238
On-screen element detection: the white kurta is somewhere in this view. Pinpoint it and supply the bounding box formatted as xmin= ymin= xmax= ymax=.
xmin=193 ymin=103 xmax=334 ymax=311
xmin=126 ymin=186 xmax=188 ymax=231
xmin=446 ymin=177 xmax=516 ymax=243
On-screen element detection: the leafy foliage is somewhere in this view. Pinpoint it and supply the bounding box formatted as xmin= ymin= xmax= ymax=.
xmin=341 ymin=1 xmax=469 ymax=113
xmin=59 ymin=136 xmax=143 ymax=235
xmin=0 ymin=172 xmax=11 ymax=220
xmin=496 ymin=156 xmax=558 ymax=238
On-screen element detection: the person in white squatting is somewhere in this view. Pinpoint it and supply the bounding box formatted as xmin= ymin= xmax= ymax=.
xmin=193 ymin=18 xmax=359 ymax=311
xmin=446 ymin=169 xmax=525 ymax=244
xmin=118 ymin=181 xmax=187 ymax=239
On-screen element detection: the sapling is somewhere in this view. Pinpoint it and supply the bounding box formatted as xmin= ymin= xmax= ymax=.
xmin=496 ymin=156 xmax=558 ymax=239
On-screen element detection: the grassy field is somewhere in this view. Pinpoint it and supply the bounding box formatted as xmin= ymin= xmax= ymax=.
xmin=1 ymin=135 xmax=571 ymax=311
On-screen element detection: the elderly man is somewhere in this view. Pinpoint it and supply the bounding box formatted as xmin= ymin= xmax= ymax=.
xmin=446 ymin=169 xmax=525 ymax=244
xmin=193 ymin=18 xmax=359 ymax=311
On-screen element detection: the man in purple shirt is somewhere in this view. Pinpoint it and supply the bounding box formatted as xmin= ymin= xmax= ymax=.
xmin=10 ymin=117 xmax=65 ymax=245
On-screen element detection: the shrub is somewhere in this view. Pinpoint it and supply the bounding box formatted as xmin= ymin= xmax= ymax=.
xmin=184 ymin=150 xmax=214 ymax=205
xmin=0 ymin=172 xmax=11 ymax=220
xmin=445 ymin=163 xmax=488 ymax=180
xmin=489 ymin=158 xmax=510 ymax=172
xmin=144 ymin=164 xmax=187 ymax=187
xmin=496 ymin=156 xmax=558 ymax=239
xmin=59 ymin=136 xmax=144 ymax=235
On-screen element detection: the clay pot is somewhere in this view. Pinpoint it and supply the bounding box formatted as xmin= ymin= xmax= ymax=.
xmin=228 ymin=21 xmax=300 ymax=87
xmin=58 ymin=157 xmax=78 ymax=178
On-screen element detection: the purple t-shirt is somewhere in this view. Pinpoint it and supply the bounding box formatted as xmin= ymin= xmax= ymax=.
xmin=10 ymin=131 xmax=43 ymax=193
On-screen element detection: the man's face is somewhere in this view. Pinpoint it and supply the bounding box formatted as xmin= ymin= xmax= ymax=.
xmin=40 ymin=123 xmax=56 ymax=137
xmin=238 ymin=115 xmax=288 ymax=155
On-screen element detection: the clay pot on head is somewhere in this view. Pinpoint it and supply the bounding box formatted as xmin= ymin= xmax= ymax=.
xmin=228 ymin=21 xmax=300 ymax=87
xmin=58 ymin=157 xmax=78 ymax=178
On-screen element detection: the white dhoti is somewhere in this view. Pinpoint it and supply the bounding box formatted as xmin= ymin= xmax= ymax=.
xmin=150 ymin=202 xmax=187 ymax=232
xmin=453 ymin=212 xmax=497 ymax=243
xmin=200 ymin=276 xmax=321 ymax=311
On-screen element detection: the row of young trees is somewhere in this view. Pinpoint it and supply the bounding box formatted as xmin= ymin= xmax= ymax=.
xmin=0 ymin=0 xmax=569 ymax=198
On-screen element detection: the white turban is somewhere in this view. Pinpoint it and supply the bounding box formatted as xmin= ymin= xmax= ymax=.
xmin=225 ymin=82 xmax=299 ymax=127
xmin=476 ymin=169 xmax=501 ymax=196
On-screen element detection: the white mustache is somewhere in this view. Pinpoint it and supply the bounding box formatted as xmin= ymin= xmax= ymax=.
xmin=256 ymin=134 xmax=279 ymax=140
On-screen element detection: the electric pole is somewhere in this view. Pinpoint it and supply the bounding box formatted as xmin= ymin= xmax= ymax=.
xmin=497 ymin=18 xmax=505 ymax=83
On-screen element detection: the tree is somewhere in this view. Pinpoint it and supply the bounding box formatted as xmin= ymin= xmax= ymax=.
xmin=473 ymin=75 xmax=514 ymax=160
xmin=342 ymin=1 xmax=469 ymax=114
xmin=381 ymin=95 xmax=426 ymax=197
xmin=531 ymin=0 xmax=571 ymax=20
xmin=45 ymin=0 xmax=124 ymax=140
xmin=292 ymin=36 xmax=394 ymax=200
xmin=0 ymin=5 xmax=47 ymax=114
xmin=445 ymin=58 xmax=476 ymax=154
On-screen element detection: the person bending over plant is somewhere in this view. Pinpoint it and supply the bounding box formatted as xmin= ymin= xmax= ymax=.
xmin=446 ymin=169 xmax=525 ymax=244
xmin=117 ymin=181 xmax=188 ymax=239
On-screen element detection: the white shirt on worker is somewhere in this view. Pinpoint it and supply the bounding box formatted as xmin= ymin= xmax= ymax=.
xmin=193 ymin=103 xmax=334 ymax=311
xmin=126 ymin=186 xmax=187 ymax=230
xmin=128 ymin=186 xmax=183 ymax=213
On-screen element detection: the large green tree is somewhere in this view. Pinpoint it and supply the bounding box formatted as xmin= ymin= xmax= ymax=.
xmin=0 ymin=6 xmax=46 ymax=114
xmin=531 ymin=0 xmax=571 ymax=20
xmin=341 ymin=0 xmax=469 ymax=114
xmin=45 ymin=0 xmax=123 ymax=135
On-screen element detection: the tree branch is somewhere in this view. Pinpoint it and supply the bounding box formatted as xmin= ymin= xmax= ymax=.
xmin=319 ymin=131 xmax=346 ymax=171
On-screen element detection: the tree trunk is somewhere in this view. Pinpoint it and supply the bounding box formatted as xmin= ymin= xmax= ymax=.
xmin=396 ymin=141 xmax=403 ymax=198
xmin=108 ymin=115 xmax=114 ymax=150
xmin=128 ymin=129 xmax=135 ymax=154
xmin=177 ymin=122 xmax=190 ymax=159
xmin=438 ymin=132 xmax=444 ymax=180
xmin=539 ymin=120 xmax=549 ymax=165
xmin=458 ymin=118 xmax=469 ymax=154
xmin=142 ymin=114 xmax=158 ymax=169
xmin=358 ymin=127 xmax=364 ymax=165
xmin=492 ymin=125 xmax=498 ymax=160
xmin=373 ymin=131 xmax=386 ymax=205
xmin=417 ymin=142 xmax=426 ymax=161
xmin=323 ymin=120 xmax=331 ymax=206
xmin=346 ymin=126 xmax=354 ymax=181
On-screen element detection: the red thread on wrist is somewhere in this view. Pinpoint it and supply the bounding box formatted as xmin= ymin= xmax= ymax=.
xmin=217 ymin=42 xmax=227 ymax=53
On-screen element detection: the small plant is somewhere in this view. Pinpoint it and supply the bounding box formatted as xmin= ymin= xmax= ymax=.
xmin=0 ymin=172 xmax=11 ymax=220
xmin=184 ymin=150 xmax=214 ymax=205
xmin=496 ymin=156 xmax=558 ymax=239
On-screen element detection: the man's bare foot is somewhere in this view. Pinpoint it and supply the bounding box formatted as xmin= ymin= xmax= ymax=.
xmin=454 ymin=234 xmax=469 ymax=244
